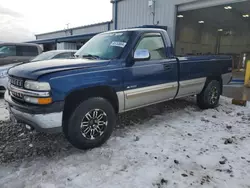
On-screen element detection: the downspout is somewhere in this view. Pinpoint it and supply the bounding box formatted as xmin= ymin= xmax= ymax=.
xmin=108 ymin=22 xmax=111 ymax=31
xmin=112 ymin=0 xmax=124 ymax=30
xmin=114 ymin=0 xmax=118 ymax=29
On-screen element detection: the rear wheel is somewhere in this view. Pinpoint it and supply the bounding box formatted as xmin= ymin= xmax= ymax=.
xmin=64 ymin=97 xmax=116 ymax=149
xmin=197 ymin=80 xmax=221 ymax=109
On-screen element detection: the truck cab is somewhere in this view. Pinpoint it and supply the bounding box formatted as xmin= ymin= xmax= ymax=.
xmin=5 ymin=28 xmax=232 ymax=149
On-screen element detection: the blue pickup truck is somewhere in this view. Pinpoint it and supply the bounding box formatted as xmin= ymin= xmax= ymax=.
xmin=5 ymin=28 xmax=232 ymax=149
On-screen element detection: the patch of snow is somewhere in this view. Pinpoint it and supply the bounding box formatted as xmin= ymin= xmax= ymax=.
xmin=1 ymin=97 xmax=250 ymax=187
xmin=0 ymin=99 xmax=9 ymax=122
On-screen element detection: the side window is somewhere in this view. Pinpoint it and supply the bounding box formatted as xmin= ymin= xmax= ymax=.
xmin=71 ymin=52 xmax=76 ymax=57
xmin=136 ymin=35 xmax=166 ymax=60
xmin=16 ymin=46 xmax=39 ymax=56
xmin=0 ymin=45 xmax=16 ymax=56
xmin=53 ymin=52 xmax=73 ymax=59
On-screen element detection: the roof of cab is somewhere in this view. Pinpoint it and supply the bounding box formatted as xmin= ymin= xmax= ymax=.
xmin=103 ymin=25 xmax=168 ymax=34
xmin=0 ymin=42 xmax=41 ymax=47
xmin=45 ymin=50 xmax=77 ymax=53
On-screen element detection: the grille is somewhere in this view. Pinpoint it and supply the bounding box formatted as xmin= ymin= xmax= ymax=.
xmin=9 ymin=76 xmax=24 ymax=101
xmin=10 ymin=91 xmax=24 ymax=100
xmin=9 ymin=76 xmax=23 ymax=88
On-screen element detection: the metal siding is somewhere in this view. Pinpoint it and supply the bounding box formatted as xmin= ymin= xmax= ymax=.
xmin=110 ymin=22 xmax=115 ymax=30
xmin=56 ymin=43 xmax=64 ymax=50
xmin=73 ymin=24 xmax=109 ymax=35
xmin=36 ymin=22 xmax=111 ymax=40
xmin=116 ymin=0 xmax=241 ymax=44
xmin=36 ymin=31 xmax=67 ymax=40
xmin=116 ymin=0 xmax=197 ymax=43
xmin=56 ymin=42 xmax=77 ymax=50
xmin=64 ymin=43 xmax=77 ymax=50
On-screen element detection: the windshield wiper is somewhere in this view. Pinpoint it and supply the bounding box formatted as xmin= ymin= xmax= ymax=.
xmin=81 ymin=54 xmax=101 ymax=59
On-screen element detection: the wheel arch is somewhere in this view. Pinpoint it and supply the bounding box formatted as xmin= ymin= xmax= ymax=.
xmin=62 ymin=86 xmax=119 ymax=127
xmin=205 ymin=75 xmax=223 ymax=94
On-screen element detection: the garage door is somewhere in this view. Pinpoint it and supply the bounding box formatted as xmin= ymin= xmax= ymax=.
xmin=178 ymin=0 xmax=248 ymax=12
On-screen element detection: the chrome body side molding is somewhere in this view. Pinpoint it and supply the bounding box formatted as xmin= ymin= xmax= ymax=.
xmin=177 ymin=77 xmax=206 ymax=98
xmin=124 ymin=82 xmax=178 ymax=111
xmin=117 ymin=91 xmax=125 ymax=113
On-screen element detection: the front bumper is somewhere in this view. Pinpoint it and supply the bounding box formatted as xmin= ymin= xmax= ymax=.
xmin=0 ymin=77 xmax=8 ymax=93
xmin=4 ymin=91 xmax=64 ymax=133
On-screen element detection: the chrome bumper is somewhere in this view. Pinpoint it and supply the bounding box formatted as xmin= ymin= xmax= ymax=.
xmin=4 ymin=91 xmax=62 ymax=133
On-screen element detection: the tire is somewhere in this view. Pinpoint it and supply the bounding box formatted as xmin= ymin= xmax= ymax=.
xmin=64 ymin=97 xmax=116 ymax=149
xmin=197 ymin=80 xmax=221 ymax=109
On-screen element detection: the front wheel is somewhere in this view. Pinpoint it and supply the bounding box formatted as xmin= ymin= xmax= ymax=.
xmin=64 ymin=97 xmax=116 ymax=149
xmin=197 ymin=80 xmax=221 ymax=109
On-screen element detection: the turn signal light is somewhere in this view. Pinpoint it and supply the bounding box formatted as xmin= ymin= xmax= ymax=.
xmin=38 ymin=97 xmax=52 ymax=105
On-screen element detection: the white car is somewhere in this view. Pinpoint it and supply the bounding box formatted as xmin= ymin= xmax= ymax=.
xmin=0 ymin=50 xmax=77 ymax=94
xmin=0 ymin=63 xmax=16 ymax=94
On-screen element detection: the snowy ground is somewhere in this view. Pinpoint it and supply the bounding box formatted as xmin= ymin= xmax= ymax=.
xmin=0 ymin=99 xmax=9 ymax=123
xmin=0 ymin=97 xmax=250 ymax=188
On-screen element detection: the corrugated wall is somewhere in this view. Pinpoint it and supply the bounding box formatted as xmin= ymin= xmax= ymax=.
xmin=36 ymin=31 xmax=67 ymax=40
xmin=36 ymin=22 xmax=112 ymax=40
xmin=116 ymin=0 xmax=243 ymax=43
xmin=116 ymin=0 xmax=197 ymax=42
xmin=56 ymin=42 xmax=77 ymax=50
xmin=73 ymin=23 xmax=110 ymax=35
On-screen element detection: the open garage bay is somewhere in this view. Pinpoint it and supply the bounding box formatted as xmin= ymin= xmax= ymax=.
xmin=176 ymin=1 xmax=250 ymax=72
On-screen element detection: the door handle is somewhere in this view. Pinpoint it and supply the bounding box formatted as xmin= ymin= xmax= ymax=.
xmin=164 ymin=64 xmax=172 ymax=71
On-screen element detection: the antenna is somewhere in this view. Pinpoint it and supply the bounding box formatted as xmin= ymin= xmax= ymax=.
xmin=66 ymin=23 xmax=70 ymax=29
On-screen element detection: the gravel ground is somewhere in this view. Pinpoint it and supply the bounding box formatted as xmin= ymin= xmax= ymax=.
xmin=0 ymin=98 xmax=194 ymax=164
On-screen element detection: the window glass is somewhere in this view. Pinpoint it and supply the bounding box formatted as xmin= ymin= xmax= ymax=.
xmin=71 ymin=52 xmax=76 ymax=57
xmin=136 ymin=35 xmax=166 ymax=60
xmin=53 ymin=52 xmax=74 ymax=59
xmin=75 ymin=31 xmax=132 ymax=60
xmin=0 ymin=45 xmax=16 ymax=56
xmin=31 ymin=51 xmax=58 ymax=62
xmin=16 ymin=46 xmax=38 ymax=56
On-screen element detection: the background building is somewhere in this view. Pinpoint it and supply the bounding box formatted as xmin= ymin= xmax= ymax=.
xmin=32 ymin=21 xmax=113 ymax=51
xmin=31 ymin=0 xmax=250 ymax=68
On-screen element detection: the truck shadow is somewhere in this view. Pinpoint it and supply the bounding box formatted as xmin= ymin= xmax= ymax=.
xmin=0 ymin=97 xmax=198 ymax=164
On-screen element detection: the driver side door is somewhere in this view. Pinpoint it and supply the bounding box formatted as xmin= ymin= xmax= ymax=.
xmin=123 ymin=32 xmax=178 ymax=111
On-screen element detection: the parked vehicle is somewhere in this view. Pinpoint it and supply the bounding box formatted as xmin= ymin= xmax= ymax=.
xmin=0 ymin=63 xmax=18 ymax=94
xmin=0 ymin=50 xmax=76 ymax=94
xmin=5 ymin=27 xmax=232 ymax=149
xmin=0 ymin=43 xmax=42 ymax=66
xmin=31 ymin=50 xmax=77 ymax=62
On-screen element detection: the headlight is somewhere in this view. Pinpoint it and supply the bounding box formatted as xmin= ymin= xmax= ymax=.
xmin=0 ymin=70 xmax=8 ymax=78
xmin=24 ymin=80 xmax=51 ymax=91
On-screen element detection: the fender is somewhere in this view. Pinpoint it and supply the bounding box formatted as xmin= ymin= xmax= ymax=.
xmin=38 ymin=60 xmax=124 ymax=102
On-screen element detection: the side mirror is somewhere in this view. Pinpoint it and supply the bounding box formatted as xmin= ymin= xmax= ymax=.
xmin=133 ymin=49 xmax=150 ymax=61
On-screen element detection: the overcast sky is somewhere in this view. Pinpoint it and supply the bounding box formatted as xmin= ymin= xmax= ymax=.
xmin=0 ymin=0 xmax=112 ymax=42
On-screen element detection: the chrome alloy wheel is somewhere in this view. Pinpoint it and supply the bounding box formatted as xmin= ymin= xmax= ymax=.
xmin=209 ymin=86 xmax=218 ymax=105
xmin=80 ymin=109 xmax=108 ymax=140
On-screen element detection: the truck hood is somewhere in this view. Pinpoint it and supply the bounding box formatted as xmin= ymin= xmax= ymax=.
xmin=8 ymin=58 xmax=110 ymax=80
xmin=0 ymin=63 xmax=18 ymax=72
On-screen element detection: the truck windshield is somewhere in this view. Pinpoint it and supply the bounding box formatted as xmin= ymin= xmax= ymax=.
xmin=75 ymin=31 xmax=131 ymax=60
